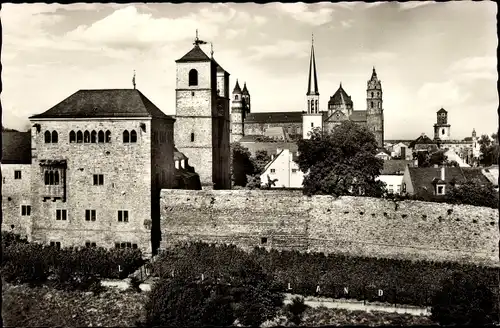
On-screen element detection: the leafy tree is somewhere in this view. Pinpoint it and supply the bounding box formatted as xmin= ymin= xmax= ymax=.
xmin=253 ymin=150 xmax=272 ymax=174
xmin=446 ymin=178 xmax=498 ymax=208
xmin=285 ymin=296 xmax=309 ymax=326
xmin=431 ymin=272 xmax=497 ymax=326
xmin=231 ymin=142 xmax=255 ymax=187
xmin=491 ymin=132 xmax=498 ymax=144
xmin=296 ymin=122 xmax=384 ymax=197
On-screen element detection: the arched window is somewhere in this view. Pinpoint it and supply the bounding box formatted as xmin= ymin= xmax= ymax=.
xmin=84 ymin=131 xmax=90 ymax=143
xmin=311 ymin=101 xmax=315 ymax=112
xmin=130 ymin=130 xmax=137 ymax=143
xmin=123 ymin=130 xmax=130 ymax=143
xmin=44 ymin=171 xmax=50 ymax=185
xmin=371 ymin=101 xmax=374 ymax=108
xmin=52 ymin=131 xmax=58 ymax=143
xmin=371 ymin=92 xmax=374 ymax=98
xmin=54 ymin=171 xmax=59 ymax=185
xmin=190 ymin=133 xmax=195 ymax=142
xmin=315 ymin=100 xmax=318 ymax=113
xmin=76 ymin=131 xmax=83 ymax=143
xmin=49 ymin=171 xmax=54 ymax=185
xmin=188 ymin=69 xmax=198 ymax=86
xmin=98 ymin=131 xmax=104 ymax=143
xmin=44 ymin=131 xmax=51 ymax=143
xmin=91 ymin=131 xmax=97 ymax=143
xmin=308 ymin=100 xmax=310 ymax=112
xmin=69 ymin=131 xmax=76 ymax=143
xmin=235 ymin=95 xmax=239 ymax=100
xmin=105 ymin=130 xmax=111 ymax=143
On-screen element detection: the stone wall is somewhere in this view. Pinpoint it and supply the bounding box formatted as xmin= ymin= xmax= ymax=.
xmin=1 ymin=163 xmax=32 ymax=238
xmin=160 ymin=189 xmax=499 ymax=266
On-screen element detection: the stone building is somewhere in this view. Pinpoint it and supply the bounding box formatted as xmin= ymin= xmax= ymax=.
xmin=3 ymin=89 xmax=177 ymax=255
xmin=230 ymin=37 xmax=385 ymax=147
xmin=174 ymin=35 xmax=231 ymax=189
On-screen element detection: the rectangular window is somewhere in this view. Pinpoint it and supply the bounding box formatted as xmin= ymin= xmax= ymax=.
xmin=270 ymin=169 xmax=276 ymax=173
xmin=116 ymin=242 xmax=137 ymax=249
xmin=56 ymin=209 xmax=67 ymax=221
xmin=118 ymin=210 xmax=129 ymax=222
xmin=311 ymin=122 xmax=314 ymax=127
xmin=50 ymin=241 xmax=61 ymax=249
xmin=85 ymin=210 xmax=96 ymax=221
xmin=14 ymin=170 xmax=22 ymax=179
xmin=85 ymin=242 xmax=97 ymax=248
xmin=437 ymin=185 xmax=445 ymax=195
xmin=93 ymin=174 xmax=104 ymax=186
xmin=21 ymin=205 xmax=31 ymax=216
xmin=292 ymin=169 xmax=298 ymax=174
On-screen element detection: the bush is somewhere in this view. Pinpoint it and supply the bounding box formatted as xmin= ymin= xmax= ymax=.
xmin=431 ymin=272 xmax=498 ymax=325
xmin=285 ymin=296 xmax=309 ymax=326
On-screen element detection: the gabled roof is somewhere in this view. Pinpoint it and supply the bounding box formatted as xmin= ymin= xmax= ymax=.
xmin=244 ymin=112 xmax=303 ymax=124
xmin=437 ymin=108 xmax=447 ymax=114
xmin=2 ymin=131 xmax=31 ymax=164
xmin=176 ymin=45 xmax=211 ymax=63
xmin=408 ymin=167 xmax=466 ymax=198
xmin=381 ymin=160 xmax=414 ymax=175
xmin=263 ymin=149 xmax=284 ymax=173
xmin=328 ymin=84 xmax=353 ymax=106
xmin=29 ymin=89 xmax=173 ymax=120
xmin=349 ymin=111 xmax=367 ymax=122
xmin=409 ymin=134 xmax=436 ymax=148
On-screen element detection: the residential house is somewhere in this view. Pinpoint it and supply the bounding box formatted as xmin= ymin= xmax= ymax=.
xmin=375 ymin=149 xmax=392 ymax=161
xmin=376 ymin=159 xmax=415 ymax=194
xmin=260 ymin=148 xmax=303 ymax=188
xmin=391 ymin=142 xmax=412 ymax=160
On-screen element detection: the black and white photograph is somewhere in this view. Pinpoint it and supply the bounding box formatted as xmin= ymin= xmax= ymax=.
xmin=0 ymin=1 xmax=498 ymax=326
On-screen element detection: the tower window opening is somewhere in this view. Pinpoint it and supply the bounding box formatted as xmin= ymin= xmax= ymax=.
xmin=235 ymin=95 xmax=239 ymax=100
xmin=76 ymin=131 xmax=83 ymax=143
xmin=190 ymin=133 xmax=195 ymax=142
xmin=191 ymin=91 xmax=195 ymax=96
xmin=188 ymin=69 xmax=198 ymax=86
xmin=442 ymin=129 xmax=445 ymax=135
xmin=371 ymin=101 xmax=374 ymax=108
xmin=44 ymin=131 xmax=51 ymax=143
xmin=311 ymin=122 xmax=314 ymax=127
xmin=371 ymin=92 xmax=374 ymax=98
xmin=123 ymin=130 xmax=130 ymax=143
xmin=130 ymin=130 xmax=137 ymax=143
xmin=315 ymin=100 xmax=318 ymax=113
xmin=98 ymin=131 xmax=105 ymax=143
xmin=91 ymin=131 xmax=97 ymax=143
xmin=52 ymin=131 xmax=58 ymax=143
xmin=69 ymin=131 xmax=76 ymax=143
xmin=84 ymin=130 xmax=90 ymax=143
xmin=105 ymin=130 xmax=111 ymax=143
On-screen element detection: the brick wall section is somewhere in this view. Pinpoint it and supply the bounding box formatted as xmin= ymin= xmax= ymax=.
xmin=1 ymin=164 xmax=32 ymax=238
xmin=160 ymin=189 xmax=499 ymax=266
xmin=30 ymin=119 xmax=153 ymax=254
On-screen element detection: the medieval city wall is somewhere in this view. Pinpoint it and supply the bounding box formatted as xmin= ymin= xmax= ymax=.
xmin=160 ymin=189 xmax=499 ymax=266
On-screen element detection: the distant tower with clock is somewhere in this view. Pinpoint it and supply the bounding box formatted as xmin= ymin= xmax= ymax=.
xmin=173 ymin=31 xmax=231 ymax=189
xmin=433 ymin=108 xmax=451 ymax=141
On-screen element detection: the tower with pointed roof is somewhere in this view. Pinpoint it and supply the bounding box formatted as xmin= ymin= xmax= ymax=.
xmin=433 ymin=108 xmax=451 ymax=141
xmin=231 ymin=80 xmax=244 ymax=142
xmin=366 ymin=67 xmax=384 ymax=147
xmin=302 ymin=35 xmax=323 ymax=139
xmin=241 ymin=82 xmax=251 ymax=115
xmin=174 ymin=32 xmax=231 ymax=189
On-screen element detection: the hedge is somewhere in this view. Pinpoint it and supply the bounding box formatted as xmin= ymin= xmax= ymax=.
xmin=1 ymin=232 xmax=145 ymax=289
xmin=151 ymin=242 xmax=499 ymax=307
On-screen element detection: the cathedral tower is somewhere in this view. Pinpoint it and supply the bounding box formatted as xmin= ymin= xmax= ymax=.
xmin=174 ymin=32 xmax=231 ymax=189
xmin=366 ymin=67 xmax=384 ymax=147
xmin=231 ymin=80 xmax=244 ymax=142
xmin=241 ymin=82 xmax=251 ymax=116
xmin=433 ymin=108 xmax=451 ymax=141
xmin=302 ymin=35 xmax=323 ymax=139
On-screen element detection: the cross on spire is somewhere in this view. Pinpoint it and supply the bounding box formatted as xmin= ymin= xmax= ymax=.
xmin=193 ymin=29 xmax=208 ymax=46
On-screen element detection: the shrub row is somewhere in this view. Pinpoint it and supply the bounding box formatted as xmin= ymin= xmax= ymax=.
xmin=1 ymin=232 xmax=145 ymax=290
xmin=151 ymin=242 xmax=499 ymax=307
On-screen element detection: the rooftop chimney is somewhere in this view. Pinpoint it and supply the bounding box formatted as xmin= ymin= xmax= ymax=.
xmin=440 ymin=166 xmax=445 ymax=181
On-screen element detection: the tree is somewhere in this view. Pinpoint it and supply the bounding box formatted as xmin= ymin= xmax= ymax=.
xmin=253 ymin=150 xmax=271 ymax=174
xmin=296 ymin=122 xmax=385 ymax=197
xmin=231 ymin=142 xmax=255 ymax=187
xmin=431 ymin=273 xmax=497 ymax=326
xmin=285 ymin=296 xmax=309 ymax=326
xmin=446 ymin=178 xmax=498 ymax=208
xmin=478 ymin=134 xmax=499 ymax=166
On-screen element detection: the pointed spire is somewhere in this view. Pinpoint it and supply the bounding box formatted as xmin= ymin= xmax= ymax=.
xmin=306 ymin=35 xmax=319 ymax=96
xmin=233 ymin=79 xmax=242 ymax=94
xmin=132 ymin=70 xmax=136 ymax=89
xmin=371 ymin=66 xmax=378 ymax=79
xmin=242 ymin=82 xmax=249 ymax=95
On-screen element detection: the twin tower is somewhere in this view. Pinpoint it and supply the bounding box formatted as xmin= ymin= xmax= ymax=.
xmin=230 ymin=36 xmax=385 ymax=146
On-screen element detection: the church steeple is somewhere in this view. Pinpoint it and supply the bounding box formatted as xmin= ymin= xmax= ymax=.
xmin=307 ymin=34 xmax=319 ymax=96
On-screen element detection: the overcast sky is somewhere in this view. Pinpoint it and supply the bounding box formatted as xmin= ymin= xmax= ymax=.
xmin=1 ymin=2 xmax=497 ymax=139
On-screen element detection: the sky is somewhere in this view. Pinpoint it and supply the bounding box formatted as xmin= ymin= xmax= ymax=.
xmin=1 ymin=2 xmax=498 ymax=139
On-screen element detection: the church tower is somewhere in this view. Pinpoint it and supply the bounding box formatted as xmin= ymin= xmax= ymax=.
xmin=302 ymin=35 xmax=323 ymax=139
xmin=174 ymin=32 xmax=231 ymax=189
xmin=366 ymin=67 xmax=384 ymax=147
xmin=241 ymin=82 xmax=251 ymax=116
xmin=231 ymin=80 xmax=244 ymax=142
xmin=433 ymin=108 xmax=451 ymax=141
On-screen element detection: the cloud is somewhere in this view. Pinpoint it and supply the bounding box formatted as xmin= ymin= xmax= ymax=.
xmin=341 ymin=19 xmax=354 ymax=29
xmin=447 ymin=56 xmax=497 ymax=80
xmin=399 ymin=2 xmax=433 ymax=11
xmin=349 ymin=51 xmax=397 ymax=64
xmin=246 ymin=40 xmax=310 ymax=61
xmin=275 ymin=3 xmax=334 ymax=26
xmin=417 ymin=80 xmax=470 ymax=109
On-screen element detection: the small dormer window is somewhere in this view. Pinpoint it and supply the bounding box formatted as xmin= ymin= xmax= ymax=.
xmin=436 ymin=185 xmax=445 ymax=195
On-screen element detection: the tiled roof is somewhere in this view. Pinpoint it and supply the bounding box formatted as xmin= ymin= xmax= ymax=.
xmin=176 ymin=45 xmax=211 ymax=63
xmin=238 ymin=135 xmax=261 ymax=142
xmin=381 ymin=160 xmax=414 ymax=175
xmin=263 ymin=126 xmax=287 ymax=140
xmin=30 ymin=89 xmax=173 ymax=120
xmin=408 ymin=167 xmax=466 ymax=198
xmin=409 ymin=134 xmax=436 ymax=148
xmin=2 ymin=132 xmax=31 ymax=164
xmin=462 ymin=167 xmax=491 ymax=185
xmin=328 ymin=85 xmax=353 ymax=106
xmin=244 ymin=112 xmax=303 ymax=123
xmin=349 ymin=111 xmax=367 ymax=122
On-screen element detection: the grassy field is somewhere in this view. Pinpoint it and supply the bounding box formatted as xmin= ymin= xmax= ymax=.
xmin=2 ymin=282 xmax=435 ymax=327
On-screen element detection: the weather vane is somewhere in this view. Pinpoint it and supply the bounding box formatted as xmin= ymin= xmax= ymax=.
xmin=194 ymin=29 xmax=208 ymax=46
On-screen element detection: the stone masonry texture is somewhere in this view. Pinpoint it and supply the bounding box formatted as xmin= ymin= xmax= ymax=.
xmin=160 ymin=189 xmax=499 ymax=266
